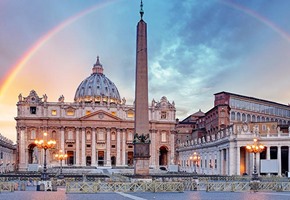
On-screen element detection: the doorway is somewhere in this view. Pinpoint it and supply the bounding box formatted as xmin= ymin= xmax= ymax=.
xmin=98 ymin=151 xmax=104 ymax=166
xmin=159 ymin=146 xmax=168 ymax=166
xmin=67 ymin=151 xmax=74 ymax=165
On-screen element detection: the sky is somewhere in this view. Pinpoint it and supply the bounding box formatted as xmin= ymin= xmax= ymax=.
xmin=1 ymin=0 xmax=290 ymax=142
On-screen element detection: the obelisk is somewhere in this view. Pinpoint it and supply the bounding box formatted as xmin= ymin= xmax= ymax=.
xmin=133 ymin=0 xmax=150 ymax=175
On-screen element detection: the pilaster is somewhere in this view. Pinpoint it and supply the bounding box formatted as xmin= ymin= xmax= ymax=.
xmin=75 ymin=128 xmax=80 ymax=166
xmin=116 ymin=129 xmax=121 ymax=166
xmin=106 ymin=128 xmax=111 ymax=166
xmin=81 ymin=128 xmax=86 ymax=166
xmin=122 ymin=129 xmax=126 ymax=165
xmin=92 ymin=128 xmax=96 ymax=166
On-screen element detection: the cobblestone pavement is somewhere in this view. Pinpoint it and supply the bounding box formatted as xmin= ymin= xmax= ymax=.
xmin=2 ymin=186 xmax=290 ymax=200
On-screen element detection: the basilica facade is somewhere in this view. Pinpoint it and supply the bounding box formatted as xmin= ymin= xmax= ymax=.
xmin=15 ymin=58 xmax=176 ymax=171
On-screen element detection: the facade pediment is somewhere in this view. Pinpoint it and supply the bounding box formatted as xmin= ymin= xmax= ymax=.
xmin=80 ymin=110 xmax=122 ymax=121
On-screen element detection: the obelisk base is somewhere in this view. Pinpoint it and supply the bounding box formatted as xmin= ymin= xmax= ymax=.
xmin=134 ymin=157 xmax=150 ymax=175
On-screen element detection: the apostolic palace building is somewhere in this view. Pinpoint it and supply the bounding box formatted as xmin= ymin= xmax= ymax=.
xmin=177 ymin=92 xmax=290 ymax=177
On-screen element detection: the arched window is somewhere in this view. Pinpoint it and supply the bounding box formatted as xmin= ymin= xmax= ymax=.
xmin=237 ymin=113 xmax=241 ymax=121
xmin=252 ymin=115 xmax=256 ymax=122
xmin=231 ymin=112 xmax=235 ymax=121
xmin=242 ymin=113 xmax=246 ymax=122
xmin=247 ymin=114 xmax=251 ymax=122
xmin=261 ymin=116 xmax=265 ymax=122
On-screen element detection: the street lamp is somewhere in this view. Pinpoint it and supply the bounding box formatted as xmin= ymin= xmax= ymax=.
xmin=35 ymin=132 xmax=56 ymax=180
xmin=246 ymin=138 xmax=265 ymax=180
xmin=190 ymin=152 xmax=200 ymax=175
xmin=55 ymin=150 xmax=67 ymax=179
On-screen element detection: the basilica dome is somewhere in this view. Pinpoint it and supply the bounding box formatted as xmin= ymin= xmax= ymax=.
xmin=74 ymin=57 xmax=121 ymax=104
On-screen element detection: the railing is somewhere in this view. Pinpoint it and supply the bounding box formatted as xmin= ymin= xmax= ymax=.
xmin=203 ymin=181 xmax=290 ymax=192
xmin=0 ymin=182 xmax=16 ymax=192
xmin=66 ymin=181 xmax=184 ymax=193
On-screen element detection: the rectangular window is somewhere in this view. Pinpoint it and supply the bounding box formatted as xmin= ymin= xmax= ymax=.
xmin=128 ymin=133 xmax=133 ymax=141
xmin=68 ymin=131 xmax=73 ymax=140
xmin=66 ymin=110 xmax=74 ymax=116
xmin=87 ymin=133 xmax=91 ymax=140
xmin=31 ymin=130 xmax=36 ymax=139
xmin=86 ymin=144 xmax=91 ymax=148
xmin=30 ymin=107 xmax=36 ymax=114
xmin=51 ymin=110 xmax=57 ymax=116
xmin=111 ymin=145 xmax=116 ymax=148
xmin=161 ymin=111 xmax=167 ymax=119
xmin=127 ymin=111 xmax=134 ymax=118
xmin=161 ymin=132 xmax=166 ymax=142
xmin=111 ymin=133 xmax=116 ymax=141
xmin=98 ymin=132 xmax=104 ymax=141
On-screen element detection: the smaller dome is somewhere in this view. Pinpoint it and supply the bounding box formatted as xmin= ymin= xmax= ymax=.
xmin=74 ymin=57 xmax=121 ymax=104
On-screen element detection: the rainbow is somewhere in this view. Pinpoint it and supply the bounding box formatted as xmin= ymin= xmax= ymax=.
xmin=220 ymin=0 xmax=290 ymax=43
xmin=0 ymin=0 xmax=118 ymax=101
xmin=1 ymin=0 xmax=289 ymax=101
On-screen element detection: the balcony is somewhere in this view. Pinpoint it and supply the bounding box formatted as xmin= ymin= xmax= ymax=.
xmin=65 ymin=139 xmax=75 ymax=143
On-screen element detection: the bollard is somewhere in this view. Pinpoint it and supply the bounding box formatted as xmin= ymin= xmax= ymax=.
xmin=52 ymin=182 xmax=57 ymax=191
xmin=39 ymin=183 xmax=45 ymax=191
xmin=20 ymin=182 xmax=26 ymax=191
xmin=14 ymin=182 xmax=18 ymax=191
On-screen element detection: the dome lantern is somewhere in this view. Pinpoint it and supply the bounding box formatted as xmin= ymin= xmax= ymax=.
xmin=74 ymin=57 xmax=121 ymax=104
xmin=92 ymin=56 xmax=103 ymax=74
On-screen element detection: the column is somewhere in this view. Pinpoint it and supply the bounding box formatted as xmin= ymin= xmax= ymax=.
xmin=266 ymin=146 xmax=271 ymax=176
xmin=75 ymin=128 xmax=80 ymax=166
xmin=81 ymin=128 xmax=86 ymax=166
xmin=116 ymin=129 xmax=121 ymax=166
xmin=92 ymin=128 xmax=96 ymax=166
xmin=122 ymin=129 xmax=126 ymax=166
xmin=219 ymin=149 xmax=224 ymax=175
xmin=106 ymin=128 xmax=111 ymax=166
xmin=217 ymin=149 xmax=221 ymax=175
xmin=288 ymin=146 xmax=290 ymax=176
xmin=266 ymin=146 xmax=270 ymax=160
xmin=278 ymin=145 xmax=281 ymax=176
xmin=236 ymin=146 xmax=240 ymax=175
xmin=170 ymin=130 xmax=175 ymax=165
xmin=256 ymin=152 xmax=260 ymax=175
xmin=19 ymin=128 xmax=26 ymax=171
xmin=60 ymin=127 xmax=65 ymax=153
xmin=227 ymin=148 xmax=230 ymax=175
xmin=151 ymin=130 xmax=156 ymax=167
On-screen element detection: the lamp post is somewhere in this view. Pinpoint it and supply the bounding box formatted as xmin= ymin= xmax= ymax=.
xmin=190 ymin=152 xmax=200 ymax=177
xmin=246 ymin=138 xmax=265 ymax=181
xmin=34 ymin=132 xmax=56 ymax=181
xmin=55 ymin=150 xmax=67 ymax=179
